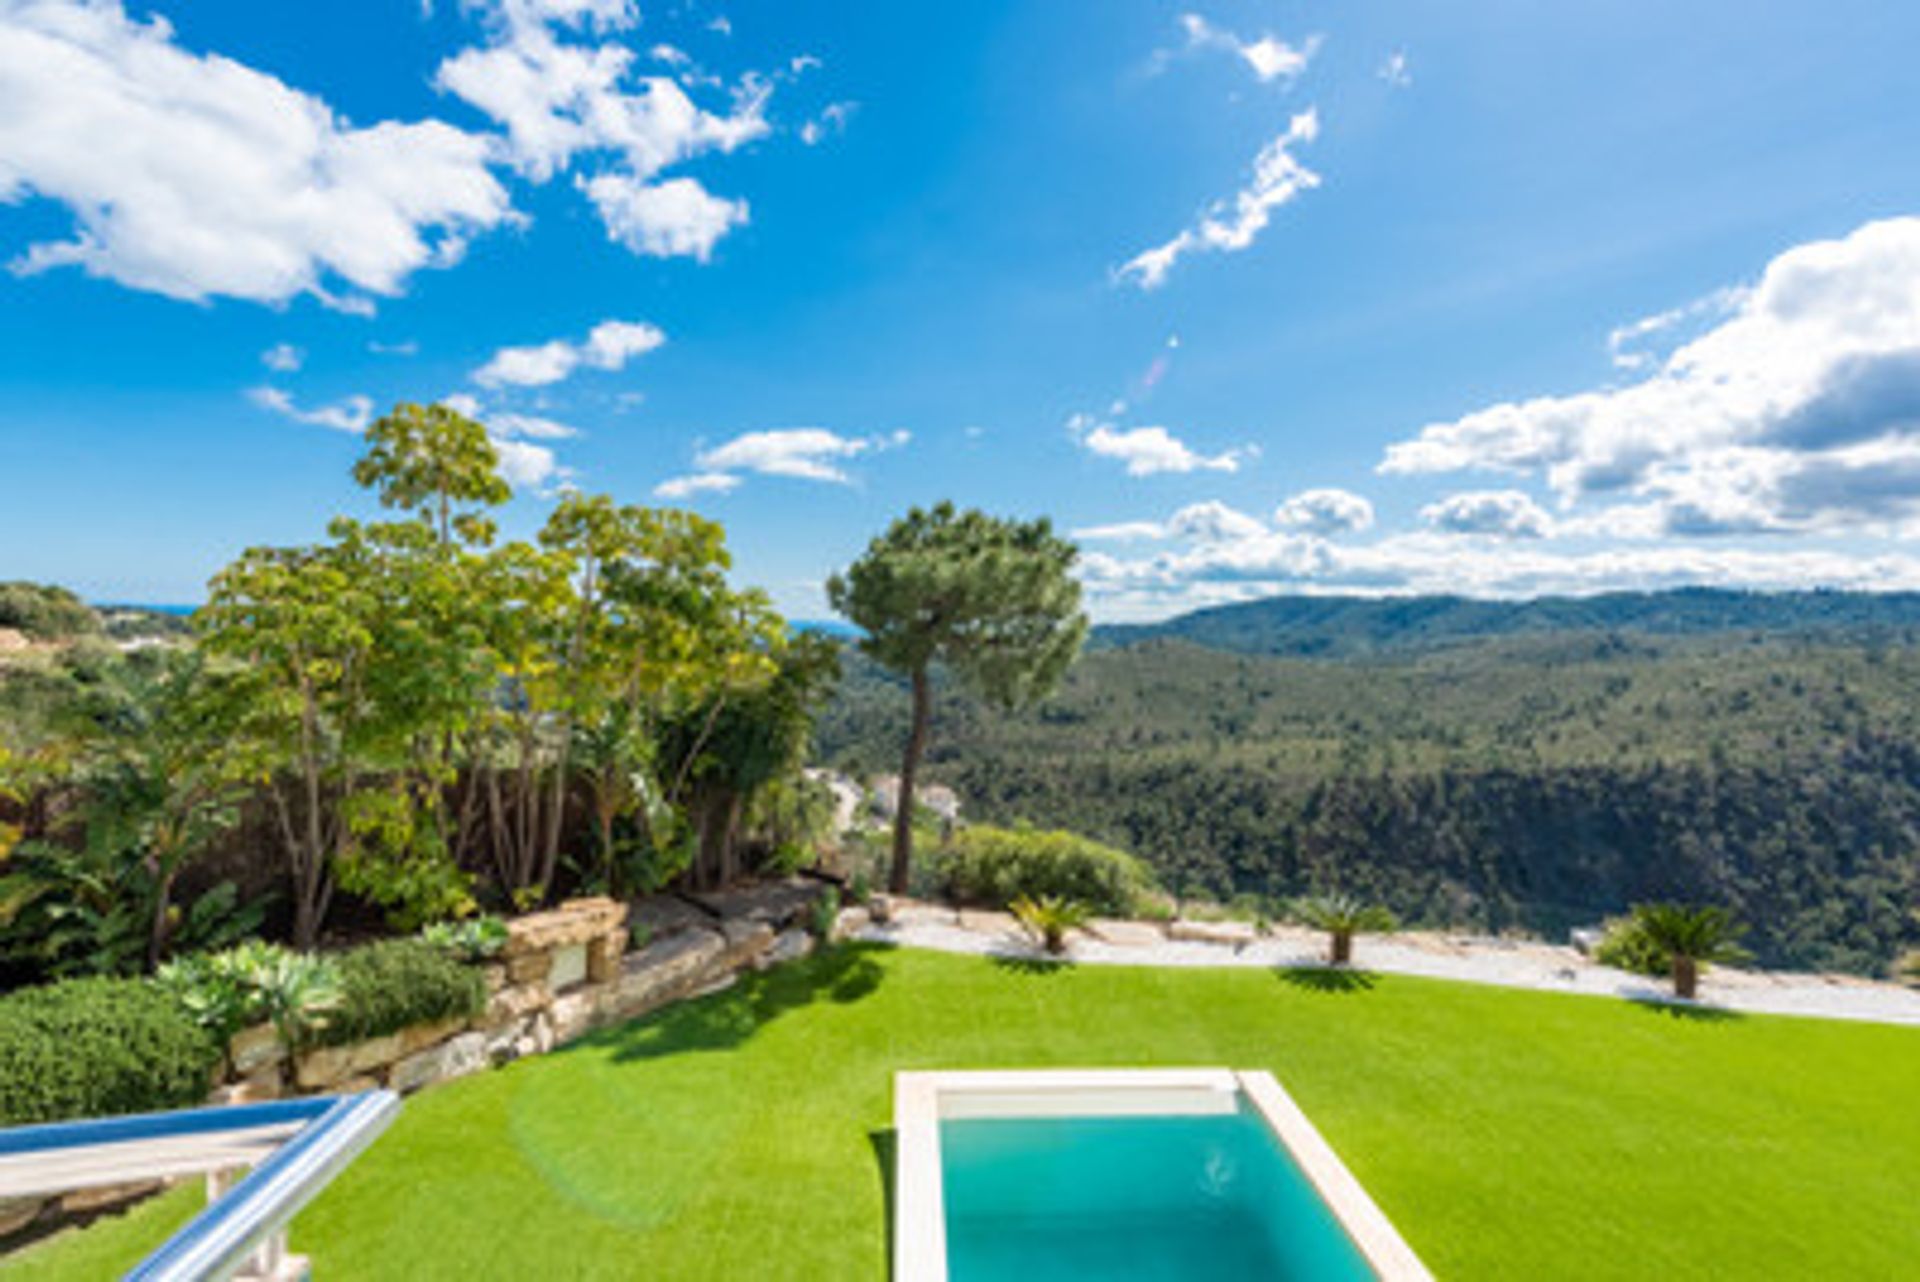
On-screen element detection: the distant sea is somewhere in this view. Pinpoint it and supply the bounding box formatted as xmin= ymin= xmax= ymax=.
xmin=97 ymin=603 xmax=199 ymax=616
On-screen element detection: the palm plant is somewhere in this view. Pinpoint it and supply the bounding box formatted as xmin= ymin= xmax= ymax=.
xmin=1630 ymin=902 xmax=1749 ymax=1000
xmin=1010 ymin=894 xmax=1090 ymax=955
xmin=1292 ymin=893 xmax=1396 ymax=966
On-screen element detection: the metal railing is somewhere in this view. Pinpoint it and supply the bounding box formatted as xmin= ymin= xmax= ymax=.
xmin=0 ymin=1091 xmax=400 ymax=1281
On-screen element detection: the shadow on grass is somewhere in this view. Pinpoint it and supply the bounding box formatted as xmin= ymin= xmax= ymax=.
xmin=989 ymin=952 xmax=1072 ymax=977
xmin=869 ymin=1129 xmax=896 ymax=1277
xmin=1276 ymin=965 xmax=1379 ymax=994
xmin=1627 ymin=993 xmax=1744 ymax=1023
xmin=599 ymin=940 xmax=889 ymax=1064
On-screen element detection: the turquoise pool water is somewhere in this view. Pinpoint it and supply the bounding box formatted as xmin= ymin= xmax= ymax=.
xmin=940 ymin=1107 xmax=1378 ymax=1281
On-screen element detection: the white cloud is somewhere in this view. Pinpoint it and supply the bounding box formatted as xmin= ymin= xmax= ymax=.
xmin=799 ymin=100 xmax=856 ymax=146
xmin=261 ymin=343 xmax=304 ymax=373
xmin=653 ymin=471 xmax=741 ymax=499
xmin=490 ymin=435 xmax=563 ymax=490
xmin=1378 ymin=51 xmax=1411 ymax=88
xmin=1167 ymin=500 xmax=1266 ymax=541
xmin=473 ymin=317 xmax=664 ymax=386
xmin=1382 ymin=218 xmax=1920 ymax=536
xmin=1074 ymin=520 xmax=1170 ymax=543
xmin=693 ymin=427 xmax=907 ymax=484
xmin=0 ymin=1 xmax=515 ymax=308
xmin=490 ymin=411 xmax=579 ymax=440
xmin=1604 ymin=287 xmax=1744 ymax=371
xmin=1175 ymin=14 xmax=1320 ymax=84
xmin=1274 ymin=487 xmax=1374 ymax=535
xmin=434 ymin=2 xmax=769 ymax=260
xmin=247 ymin=386 xmax=374 ymax=434
xmin=577 ymin=174 xmax=747 ymax=260
xmin=1117 ymin=110 xmax=1321 ymax=289
xmin=1420 ymin=490 xmax=1553 ymax=539
xmin=1071 ymin=416 xmax=1248 ymax=476
xmin=368 ymin=339 xmax=419 ymax=356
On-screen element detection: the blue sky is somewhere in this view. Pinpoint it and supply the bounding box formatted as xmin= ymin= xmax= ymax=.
xmin=6 ymin=1 xmax=1920 ymax=620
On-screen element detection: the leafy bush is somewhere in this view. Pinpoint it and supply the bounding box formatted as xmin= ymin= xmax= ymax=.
xmin=159 ymin=941 xmax=342 ymax=1047
xmin=0 ymin=976 xmax=218 ymax=1124
xmin=306 ymin=939 xmax=484 ymax=1048
xmin=938 ymin=824 xmax=1149 ymax=916
xmin=420 ymin=915 xmax=509 ymax=962
xmin=1010 ymin=894 xmax=1091 ymax=955
xmin=0 ymin=581 xmax=99 ymax=640
xmin=1594 ymin=914 xmax=1670 ymax=978
xmin=809 ymin=887 xmax=842 ymax=942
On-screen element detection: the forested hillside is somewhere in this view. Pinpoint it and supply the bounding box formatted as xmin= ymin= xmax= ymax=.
xmin=820 ymin=608 xmax=1920 ymax=975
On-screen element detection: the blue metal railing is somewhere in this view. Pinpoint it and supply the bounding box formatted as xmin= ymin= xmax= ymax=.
xmin=0 ymin=1091 xmax=399 ymax=1281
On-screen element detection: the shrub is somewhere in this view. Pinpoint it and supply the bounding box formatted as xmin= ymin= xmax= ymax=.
xmin=1010 ymin=894 xmax=1091 ymax=955
xmin=159 ymin=941 xmax=342 ymax=1047
xmin=809 ymin=887 xmax=842 ymax=943
xmin=306 ymin=939 xmax=485 ymax=1048
xmin=420 ymin=915 xmax=509 ymax=962
xmin=938 ymin=825 xmax=1149 ymax=916
xmin=1292 ymin=894 xmax=1396 ymax=965
xmin=1593 ymin=914 xmax=1670 ymax=978
xmin=0 ymin=976 xmax=218 ymax=1124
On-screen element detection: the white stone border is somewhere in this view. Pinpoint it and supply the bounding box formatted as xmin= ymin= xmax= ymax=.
xmin=892 ymin=1067 xmax=1432 ymax=1282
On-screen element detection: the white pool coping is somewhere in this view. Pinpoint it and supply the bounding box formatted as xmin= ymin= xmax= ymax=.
xmin=893 ymin=1068 xmax=1432 ymax=1282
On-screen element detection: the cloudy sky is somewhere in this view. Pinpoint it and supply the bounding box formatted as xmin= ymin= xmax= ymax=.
xmin=5 ymin=1 xmax=1920 ymax=621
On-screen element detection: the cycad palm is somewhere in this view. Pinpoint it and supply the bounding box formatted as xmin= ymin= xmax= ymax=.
xmin=1293 ymin=894 xmax=1395 ymax=965
xmin=1632 ymin=903 xmax=1748 ymax=1000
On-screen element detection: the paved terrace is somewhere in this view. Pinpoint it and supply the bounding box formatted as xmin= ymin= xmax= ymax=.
xmin=854 ymin=901 xmax=1920 ymax=1028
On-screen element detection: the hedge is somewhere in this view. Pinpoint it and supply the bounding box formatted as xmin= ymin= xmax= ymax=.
xmin=937 ymin=824 xmax=1151 ymax=916
xmin=0 ymin=977 xmax=219 ymax=1124
xmin=306 ymin=939 xmax=485 ymax=1049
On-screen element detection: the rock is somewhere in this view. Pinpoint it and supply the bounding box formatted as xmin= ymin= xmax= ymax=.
xmin=1089 ymin=919 xmax=1165 ymax=948
xmin=0 ymin=1197 xmax=45 ymax=1238
xmin=209 ymin=1067 xmax=283 ymax=1107
xmin=600 ymin=928 xmax=728 ymax=1024
xmin=1168 ymin=918 xmax=1257 ymax=948
xmin=831 ymin=906 xmax=872 ymax=942
xmin=481 ymin=963 xmax=509 ymax=994
xmin=958 ymin=908 xmax=1018 ymax=935
xmin=718 ymin=918 xmax=775 ymax=967
xmin=512 ymin=1012 xmax=555 ymax=1060
xmin=389 ymin=1032 xmax=489 ymax=1094
xmin=484 ymin=1016 xmax=529 ymax=1066
xmin=684 ymin=879 xmax=826 ymax=930
xmin=869 ymin=895 xmax=895 ymax=924
xmin=227 ymin=1022 xmax=287 ymax=1075
xmin=398 ymin=1017 xmax=466 ymax=1057
xmin=628 ymin=894 xmax=714 ymax=943
xmin=756 ymin=927 xmax=813 ymax=970
xmin=548 ymin=990 xmax=601 ymax=1045
xmin=504 ymin=951 xmax=553 ymax=986
xmin=587 ymin=934 xmax=624 ymax=983
xmin=295 ymin=1031 xmax=406 ymax=1090
xmin=60 ymin=1180 xmax=161 ymax=1215
xmin=485 ymin=981 xmax=552 ymax=1030
xmin=504 ymin=897 xmax=628 ymax=957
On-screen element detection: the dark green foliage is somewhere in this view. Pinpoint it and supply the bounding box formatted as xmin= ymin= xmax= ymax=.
xmin=306 ymin=939 xmax=484 ymax=1048
xmin=0 ymin=977 xmax=218 ymax=1124
xmin=820 ymin=626 xmax=1920 ymax=974
xmin=937 ymin=824 xmax=1148 ymax=916
xmin=0 ymin=582 xmax=100 ymax=640
xmin=420 ymin=915 xmax=509 ymax=962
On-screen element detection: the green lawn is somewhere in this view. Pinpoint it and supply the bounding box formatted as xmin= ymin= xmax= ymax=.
xmin=10 ymin=944 xmax=1920 ymax=1279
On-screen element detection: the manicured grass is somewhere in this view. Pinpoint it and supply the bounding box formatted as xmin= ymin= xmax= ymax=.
xmin=10 ymin=945 xmax=1920 ymax=1279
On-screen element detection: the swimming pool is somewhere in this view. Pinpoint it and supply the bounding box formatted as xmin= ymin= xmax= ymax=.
xmin=893 ymin=1069 xmax=1430 ymax=1282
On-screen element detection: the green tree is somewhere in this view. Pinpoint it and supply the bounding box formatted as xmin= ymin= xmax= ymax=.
xmin=827 ymin=502 xmax=1086 ymax=893
xmin=1293 ymin=893 xmax=1396 ymax=966
xmin=352 ymin=402 xmax=511 ymax=547
xmin=1631 ymin=902 xmax=1749 ymax=1000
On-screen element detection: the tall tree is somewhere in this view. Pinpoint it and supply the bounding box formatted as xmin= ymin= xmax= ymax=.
xmin=827 ymin=502 xmax=1087 ymax=893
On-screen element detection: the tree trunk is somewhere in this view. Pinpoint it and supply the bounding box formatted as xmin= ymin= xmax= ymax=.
xmin=146 ymin=864 xmax=175 ymax=973
xmin=1673 ymin=954 xmax=1699 ymax=1000
xmin=890 ymin=665 xmax=931 ymax=895
xmin=1331 ymin=929 xmax=1353 ymax=966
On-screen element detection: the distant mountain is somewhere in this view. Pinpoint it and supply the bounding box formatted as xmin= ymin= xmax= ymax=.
xmin=1094 ymin=588 xmax=1920 ymax=658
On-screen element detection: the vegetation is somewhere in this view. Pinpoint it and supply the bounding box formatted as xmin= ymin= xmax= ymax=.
xmin=158 ymin=942 xmax=342 ymax=1048
xmin=1630 ymin=903 xmax=1750 ymax=1000
xmin=0 ymin=976 xmax=217 ymax=1125
xmin=420 ymin=915 xmax=509 ymax=962
xmin=1293 ymin=893 xmax=1396 ymax=965
xmin=15 ymin=947 xmax=1920 ymax=1280
xmin=827 ymin=502 xmax=1087 ymax=894
xmin=305 ymin=938 xmax=485 ymax=1048
xmin=820 ymin=630 xmax=1920 ymax=974
xmin=937 ymin=823 xmax=1148 ymax=916
xmin=1593 ymin=914 xmax=1672 ymax=978
xmin=0 ymin=581 xmax=99 ymax=641
xmin=1009 ymin=893 xmax=1090 ymax=954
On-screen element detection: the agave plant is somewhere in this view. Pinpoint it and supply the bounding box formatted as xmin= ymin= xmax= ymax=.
xmin=1630 ymin=903 xmax=1749 ymax=1000
xmin=160 ymin=940 xmax=343 ymax=1048
xmin=1010 ymin=894 xmax=1090 ymax=955
xmin=1292 ymin=894 xmax=1396 ymax=966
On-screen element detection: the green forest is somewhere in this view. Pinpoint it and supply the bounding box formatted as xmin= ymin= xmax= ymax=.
xmin=820 ymin=617 xmax=1920 ymax=975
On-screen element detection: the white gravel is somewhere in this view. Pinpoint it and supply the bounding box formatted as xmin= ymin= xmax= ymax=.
xmin=855 ymin=903 xmax=1920 ymax=1028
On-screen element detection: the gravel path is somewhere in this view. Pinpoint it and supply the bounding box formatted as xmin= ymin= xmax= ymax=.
xmin=854 ymin=903 xmax=1920 ymax=1028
